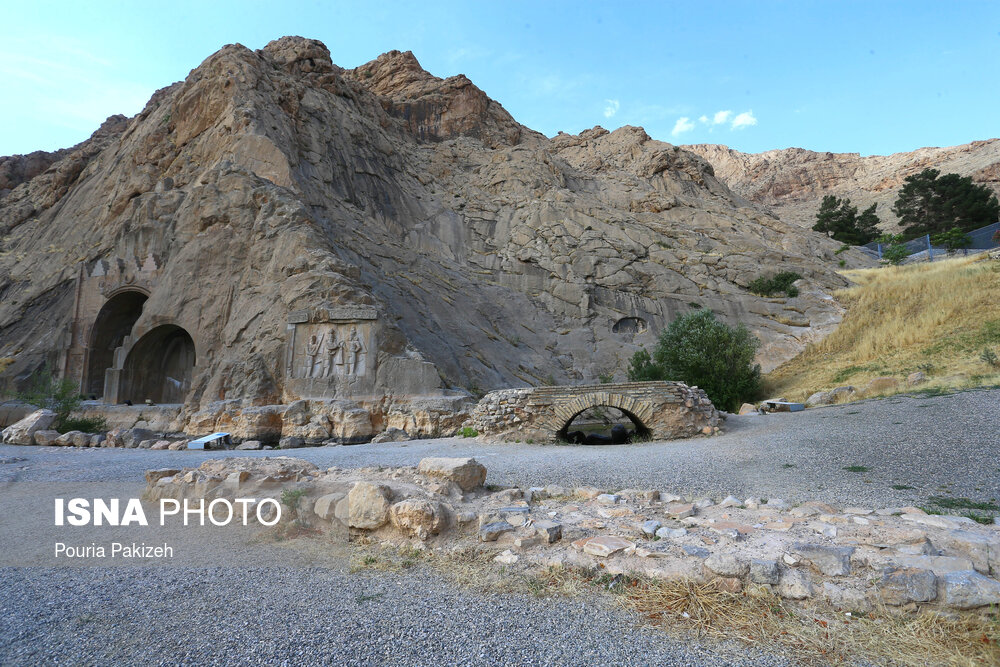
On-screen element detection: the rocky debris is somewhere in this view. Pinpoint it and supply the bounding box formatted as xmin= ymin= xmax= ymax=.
xmin=236 ymin=440 xmax=263 ymax=450
xmin=877 ymin=567 xmax=937 ymax=605
xmin=906 ymin=371 xmax=927 ymax=386
xmin=1 ymin=410 xmax=56 ymax=445
xmin=417 ymin=457 xmax=486 ymax=492
xmin=371 ymin=428 xmax=410 ymax=444
xmin=141 ymin=456 xmax=1000 ymax=614
xmin=738 ymin=403 xmax=758 ymax=415
xmin=32 ymin=430 xmax=60 ymax=446
xmin=805 ymin=386 xmax=856 ymax=407
xmin=279 ymin=436 xmax=305 ymax=450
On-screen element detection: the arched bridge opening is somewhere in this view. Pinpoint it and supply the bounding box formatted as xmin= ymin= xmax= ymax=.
xmin=85 ymin=290 xmax=148 ymax=398
xmin=120 ymin=325 xmax=196 ymax=404
xmin=557 ymin=404 xmax=651 ymax=444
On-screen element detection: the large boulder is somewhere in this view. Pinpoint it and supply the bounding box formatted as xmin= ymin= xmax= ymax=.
xmin=122 ymin=428 xmax=155 ymax=448
xmin=417 ymin=457 xmax=487 ymax=492
xmin=32 ymin=430 xmax=61 ymax=446
xmin=1 ymin=410 xmax=56 ymax=445
xmin=389 ymin=498 xmax=448 ymax=539
xmin=345 ymin=482 xmax=392 ymax=529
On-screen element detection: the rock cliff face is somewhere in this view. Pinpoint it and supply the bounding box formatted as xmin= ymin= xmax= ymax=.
xmin=0 ymin=36 xmax=860 ymax=424
xmin=684 ymin=141 xmax=1000 ymax=231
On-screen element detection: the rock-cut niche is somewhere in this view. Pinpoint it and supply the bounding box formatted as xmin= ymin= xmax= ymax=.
xmin=120 ymin=325 xmax=196 ymax=404
xmin=85 ymin=290 xmax=148 ymax=397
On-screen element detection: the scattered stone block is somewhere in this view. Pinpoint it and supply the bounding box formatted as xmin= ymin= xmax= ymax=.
xmin=794 ymin=543 xmax=854 ymax=576
xmin=940 ymin=570 xmax=1000 ymax=609
xmin=417 ymin=457 xmax=487 ymax=491
xmin=574 ymin=486 xmax=601 ymax=500
xmin=347 ymin=482 xmax=392 ymax=529
xmin=595 ymin=493 xmax=619 ymax=505
xmin=145 ymin=469 xmax=181 ymax=485
xmin=665 ymin=502 xmax=695 ymax=519
xmin=279 ymin=436 xmax=304 ymax=449
xmin=738 ymin=403 xmax=757 ymax=415
xmin=877 ymin=566 xmax=937 ymax=605
xmin=480 ymin=522 xmax=513 ymax=542
xmin=534 ymin=520 xmax=562 ymax=543
xmin=236 ymin=440 xmax=262 ymax=450
xmin=718 ymin=495 xmax=742 ymax=508
xmin=494 ymin=550 xmax=518 ymax=565
xmin=683 ymin=544 xmax=710 ymax=559
xmin=313 ymin=493 xmax=346 ymax=520
xmin=655 ymin=526 xmax=687 ymax=539
xmin=750 ymin=559 xmax=781 ymax=585
xmin=658 ymin=491 xmax=682 ymax=503
xmin=574 ymin=535 xmax=635 ymax=558
xmin=640 ymin=520 xmax=661 ymax=537
xmin=1 ymin=409 xmax=56 ymax=445
xmin=704 ymin=553 xmax=749 ymax=577
xmin=390 ymin=498 xmax=447 ymax=539
xmin=32 ymin=430 xmax=60 ymax=446
xmin=778 ymin=569 xmax=814 ymax=599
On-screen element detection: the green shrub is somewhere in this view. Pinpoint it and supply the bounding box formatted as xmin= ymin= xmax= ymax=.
xmin=16 ymin=365 xmax=106 ymax=433
xmin=747 ymin=271 xmax=802 ymax=298
xmin=626 ymin=309 xmax=761 ymax=412
xmin=459 ymin=426 xmax=478 ymax=438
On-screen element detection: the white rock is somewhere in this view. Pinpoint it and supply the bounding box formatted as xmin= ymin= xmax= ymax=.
xmin=494 ymin=550 xmax=519 ymax=565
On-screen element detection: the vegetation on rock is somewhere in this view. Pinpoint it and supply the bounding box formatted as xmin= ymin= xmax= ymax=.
xmin=16 ymin=366 xmax=106 ymax=433
xmin=747 ymin=271 xmax=802 ymax=298
xmin=627 ymin=309 xmax=761 ymax=412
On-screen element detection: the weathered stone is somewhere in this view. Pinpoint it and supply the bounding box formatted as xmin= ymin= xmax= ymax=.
xmin=906 ymin=371 xmax=927 ymax=386
xmin=122 ymin=428 xmax=155 ymax=448
xmin=575 ymin=486 xmax=601 ymax=500
xmin=683 ymin=545 xmax=711 ymax=559
xmin=346 ymin=482 xmax=392 ymax=529
xmin=371 ymin=427 xmax=410 ymax=444
xmin=279 ymin=436 xmax=305 ymax=449
xmin=940 ymin=570 xmax=1000 ymax=609
xmin=32 ymin=430 xmax=60 ymax=446
xmin=145 ymin=469 xmax=181 ymax=485
xmin=136 ymin=439 xmax=157 ymax=449
xmin=1 ymin=410 xmax=56 ymax=445
xmin=764 ymin=498 xmax=790 ymax=510
xmin=822 ymin=582 xmax=871 ymax=612
xmin=738 ymin=403 xmax=757 ymax=415
xmin=934 ymin=530 xmax=1000 ymax=575
xmin=749 ymin=559 xmax=781 ymax=585
xmin=576 ymin=535 xmax=635 ymax=558
xmin=655 ymin=526 xmax=687 ymax=539
xmin=314 ymin=492 xmax=346 ymax=521
xmin=55 ymin=431 xmax=84 ymax=447
xmin=480 ymin=522 xmax=513 ymax=542
xmin=901 ymin=513 xmax=975 ymax=530
xmin=640 ymin=520 xmax=661 ymax=536
xmin=718 ymin=495 xmax=742 ymax=508
xmin=494 ymin=550 xmax=518 ymax=565
xmin=777 ymin=569 xmax=814 ymax=599
xmin=877 ymin=567 xmax=937 ymax=605
xmin=664 ymin=502 xmax=695 ymax=519
xmin=534 ymin=519 xmax=562 ymax=543
xmin=595 ymin=493 xmax=619 ymax=505
xmin=390 ymin=498 xmax=447 ymax=538
xmin=794 ymin=543 xmax=854 ymax=576
xmin=513 ymin=534 xmax=543 ymax=549
xmin=236 ymin=440 xmax=263 ymax=450
xmin=417 ymin=457 xmax=487 ymax=491
xmin=704 ymin=553 xmax=749 ymax=577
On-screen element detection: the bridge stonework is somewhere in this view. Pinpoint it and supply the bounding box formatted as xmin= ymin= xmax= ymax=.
xmin=471 ymin=381 xmax=721 ymax=443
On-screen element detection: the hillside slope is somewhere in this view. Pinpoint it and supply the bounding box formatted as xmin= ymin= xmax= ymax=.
xmin=684 ymin=141 xmax=1000 ymax=231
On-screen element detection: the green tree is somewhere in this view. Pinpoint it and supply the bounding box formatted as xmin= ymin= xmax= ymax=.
xmin=877 ymin=234 xmax=909 ymax=265
xmin=626 ymin=309 xmax=760 ymax=412
xmin=931 ymin=227 xmax=972 ymax=254
xmin=892 ymin=168 xmax=999 ymax=237
xmin=812 ymin=196 xmax=880 ymax=245
xmin=15 ymin=365 xmax=106 ymax=433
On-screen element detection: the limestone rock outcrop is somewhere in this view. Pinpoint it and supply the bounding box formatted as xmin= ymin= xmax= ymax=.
xmin=1 ymin=36 xmax=862 ymax=424
xmin=684 ymin=141 xmax=1000 ymax=232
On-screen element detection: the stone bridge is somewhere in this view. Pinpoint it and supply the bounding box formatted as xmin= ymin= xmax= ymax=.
xmin=471 ymin=381 xmax=721 ymax=443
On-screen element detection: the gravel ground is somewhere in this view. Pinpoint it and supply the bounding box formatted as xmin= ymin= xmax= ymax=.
xmin=3 ymin=388 xmax=998 ymax=507
xmin=0 ymin=566 xmax=792 ymax=667
xmin=0 ymin=389 xmax=995 ymax=666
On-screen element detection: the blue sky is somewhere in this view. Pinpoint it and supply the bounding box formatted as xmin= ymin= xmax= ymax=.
xmin=2 ymin=1 xmax=998 ymax=156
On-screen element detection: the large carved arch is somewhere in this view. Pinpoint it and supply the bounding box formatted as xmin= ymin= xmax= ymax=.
xmin=83 ymin=289 xmax=148 ymax=398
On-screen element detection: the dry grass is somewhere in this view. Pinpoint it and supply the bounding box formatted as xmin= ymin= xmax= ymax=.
xmin=767 ymin=255 xmax=1000 ymax=402
xmin=347 ymin=543 xmax=1000 ymax=665
xmin=624 ymin=577 xmax=1000 ymax=667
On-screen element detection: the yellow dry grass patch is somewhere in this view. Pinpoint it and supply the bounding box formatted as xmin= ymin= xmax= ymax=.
xmin=767 ymin=255 xmax=1000 ymax=402
xmin=625 ymin=578 xmax=1000 ymax=667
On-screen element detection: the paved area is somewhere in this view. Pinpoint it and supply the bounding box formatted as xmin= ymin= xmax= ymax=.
xmin=0 ymin=389 xmax=995 ymax=665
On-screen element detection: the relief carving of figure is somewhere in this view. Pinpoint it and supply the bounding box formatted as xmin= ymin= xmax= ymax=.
xmin=346 ymin=326 xmax=367 ymax=376
xmin=321 ymin=329 xmax=343 ymax=377
xmin=305 ymin=333 xmax=321 ymax=378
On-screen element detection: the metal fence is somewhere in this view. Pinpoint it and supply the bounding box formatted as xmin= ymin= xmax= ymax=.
xmin=862 ymin=221 xmax=1000 ymax=261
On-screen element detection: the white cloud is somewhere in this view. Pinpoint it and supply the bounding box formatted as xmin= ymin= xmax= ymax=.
xmin=671 ymin=116 xmax=696 ymax=136
xmin=603 ymin=99 xmax=620 ymax=118
xmin=698 ymin=115 xmax=709 ymax=124
xmin=712 ymin=110 xmax=732 ymax=125
xmin=731 ymin=110 xmax=758 ymax=129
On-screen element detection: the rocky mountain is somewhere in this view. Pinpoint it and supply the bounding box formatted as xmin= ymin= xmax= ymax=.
xmin=0 ymin=36 xmax=862 ymax=430
xmin=684 ymin=141 xmax=1000 ymax=232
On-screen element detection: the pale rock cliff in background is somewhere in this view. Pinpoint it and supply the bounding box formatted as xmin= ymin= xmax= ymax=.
xmin=684 ymin=141 xmax=1000 ymax=231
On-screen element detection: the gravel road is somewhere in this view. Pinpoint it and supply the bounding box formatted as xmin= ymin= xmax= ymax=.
xmin=4 ymin=388 xmax=998 ymax=507
xmin=0 ymin=388 xmax=994 ymax=666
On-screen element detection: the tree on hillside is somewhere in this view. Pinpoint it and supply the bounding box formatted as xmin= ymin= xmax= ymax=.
xmin=812 ymin=195 xmax=880 ymax=245
xmin=931 ymin=228 xmax=972 ymax=254
xmin=892 ymin=168 xmax=1000 ymax=238
xmin=626 ymin=309 xmax=760 ymax=412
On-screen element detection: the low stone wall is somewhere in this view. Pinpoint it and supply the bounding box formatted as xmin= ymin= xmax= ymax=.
xmin=144 ymin=456 xmax=1000 ymax=614
xmin=472 ymin=381 xmax=721 ymax=442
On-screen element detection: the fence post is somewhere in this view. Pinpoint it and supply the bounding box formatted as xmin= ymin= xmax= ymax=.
xmin=876 ymin=243 xmax=882 ymax=260
xmin=926 ymin=234 xmax=932 ymax=262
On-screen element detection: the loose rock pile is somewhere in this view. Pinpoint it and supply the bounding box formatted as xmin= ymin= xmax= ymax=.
xmin=144 ymin=457 xmax=1000 ymax=613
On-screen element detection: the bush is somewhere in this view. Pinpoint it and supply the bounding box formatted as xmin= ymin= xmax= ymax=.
xmin=16 ymin=365 xmax=106 ymax=433
xmin=459 ymin=426 xmax=478 ymax=438
xmin=748 ymin=271 xmax=802 ymax=298
xmin=877 ymin=234 xmax=909 ymax=265
xmin=626 ymin=309 xmax=761 ymax=412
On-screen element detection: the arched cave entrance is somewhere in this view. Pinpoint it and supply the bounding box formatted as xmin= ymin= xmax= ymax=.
xmin=557 ymin=405 xmax=651 ymax=445
xmin=85 ymin=290 xmax=148 ymax=398
xmin=120 ymin=325 xmax=196 ymax=404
